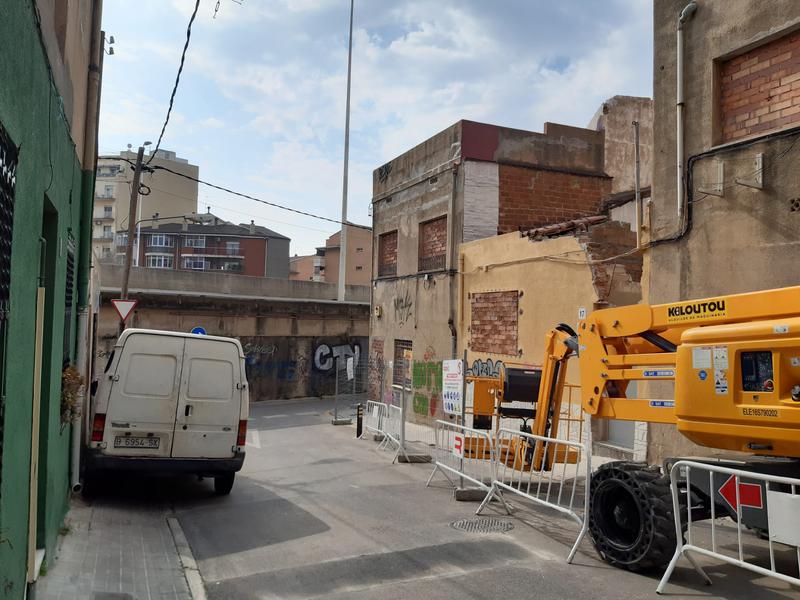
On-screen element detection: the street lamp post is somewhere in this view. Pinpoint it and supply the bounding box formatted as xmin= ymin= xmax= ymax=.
xmin=337 ymin=0 xmax=354 ymax=303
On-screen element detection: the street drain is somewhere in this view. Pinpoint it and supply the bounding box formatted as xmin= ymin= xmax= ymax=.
xmin=451 ymin=517 xmax=514 ymax=534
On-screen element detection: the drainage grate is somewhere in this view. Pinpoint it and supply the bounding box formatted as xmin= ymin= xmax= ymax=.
xmin=451 ymin=517 xmax=515 ymax=534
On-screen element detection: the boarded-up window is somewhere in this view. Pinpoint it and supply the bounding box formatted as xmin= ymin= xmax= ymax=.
xmin=418 ymin=216 xmax=447 ymax=271
xmin=392 ymin=339 xmax=412 ymax=387
xmin=469 ymin=291 xmax=519 ymax=356
xmin=378 ymin=230 xmax=398 ymax=277
xmin=720 ymin=30 xmax=800 ymax=143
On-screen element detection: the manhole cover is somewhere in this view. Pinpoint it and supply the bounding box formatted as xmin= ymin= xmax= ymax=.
xmin=451 ymin=517 xmax=514 ymax=534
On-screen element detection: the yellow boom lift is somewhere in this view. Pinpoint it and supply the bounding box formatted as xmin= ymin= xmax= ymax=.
xmin=468 ymin=285 xmax=800 ymax=571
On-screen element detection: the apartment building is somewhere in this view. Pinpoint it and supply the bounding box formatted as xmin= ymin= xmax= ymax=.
xmin=128 ymin=217 xmax=290 ymax=278
xmin=93 ymin=149 xmax=198 ymax=261
xmin=290 ymin=223 xmax=372 ymax=285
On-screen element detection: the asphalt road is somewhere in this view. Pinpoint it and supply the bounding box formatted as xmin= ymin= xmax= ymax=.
xmin=88 ymin=398 xmax=800 ymax=599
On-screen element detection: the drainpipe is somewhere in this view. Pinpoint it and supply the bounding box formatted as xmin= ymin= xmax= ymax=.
xmin=448 ymin=164 xmax=459 ymax=359
xmin=71 ymin=0 xmax=104 ymax=493
xmin=633 ymin=120 xmax=642 ymax=248
xmin=676 ymin=1 xmax=698 ymax=226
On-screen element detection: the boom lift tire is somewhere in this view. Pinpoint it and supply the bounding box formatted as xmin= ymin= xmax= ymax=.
xmin=588 ymin=462 xmax=682 ymax=572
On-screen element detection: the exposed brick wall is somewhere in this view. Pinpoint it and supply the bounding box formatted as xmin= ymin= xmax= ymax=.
xmin=469 ymin=291 xmax=519 ymax=356
xmin=368 ymin=338 xmax=384 ymax=402
xmin=378 ymin=230 xmax=397 ymax=276
xmin=720 ymin=30 xmax=800 ymax=143
xmin=578 ymin=221 xmax=641 ymax=306
xmin=498 ymin=166 xmax=610 ymax=233
xmin=418 ymin=215 xmax=447 ymax=271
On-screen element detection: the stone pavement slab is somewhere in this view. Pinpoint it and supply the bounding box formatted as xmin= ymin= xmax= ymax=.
xmin=36 ymin=494 xmax=192 ymax=600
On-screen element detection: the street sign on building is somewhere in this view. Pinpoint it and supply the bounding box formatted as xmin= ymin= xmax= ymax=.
xmin=111 ymin=299 xmax=138 ymax=323
xmin=191 ymin=326 xmax=207 ymax=335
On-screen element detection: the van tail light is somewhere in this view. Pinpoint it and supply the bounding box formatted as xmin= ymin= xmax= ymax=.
xmin=91 ymin=413 xmax=106 ymax=442
xmin=237 ymin=420 xmax=247 ymax=447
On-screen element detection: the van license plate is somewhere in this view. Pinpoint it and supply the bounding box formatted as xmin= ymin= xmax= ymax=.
xmin=114 ymin=436 xmax=160 ymax=449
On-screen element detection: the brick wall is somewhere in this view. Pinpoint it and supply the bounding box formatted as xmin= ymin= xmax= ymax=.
xmin=418 ymin=215 xmax=447 ymax=271
xmin=378 ymin=230 xmax=397 ymax=276
xmin=498 ymin=166 xmax=610 ymax=233
xmin=720 ymin=30 xmax=800 ymax=143
xmin=469 ymin=291 xmax=519 ymax=356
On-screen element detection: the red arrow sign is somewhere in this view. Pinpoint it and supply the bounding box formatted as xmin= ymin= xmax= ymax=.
xmin=111 ymin=299 xmax=138 ymax=323
xmin=719 ymin=474 xmax=763 ymax=511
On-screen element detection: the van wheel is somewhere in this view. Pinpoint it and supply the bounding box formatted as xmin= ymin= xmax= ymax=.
xmin=214 ymin=472 xmax=235 ymax=495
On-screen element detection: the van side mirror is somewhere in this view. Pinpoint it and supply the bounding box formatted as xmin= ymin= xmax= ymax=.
xmin=90 ymin=380 xmax=99 ymax=396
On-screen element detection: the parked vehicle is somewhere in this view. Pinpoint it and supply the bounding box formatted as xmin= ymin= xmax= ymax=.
xmin=85 ymin=328 xmax=249 ymax=495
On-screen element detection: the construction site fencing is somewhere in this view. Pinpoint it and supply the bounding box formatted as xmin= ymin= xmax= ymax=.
xmin=361 ymin=401 xmax=386 ymax=438
xmin=657 ymin=460 xmax=800 ymax=594
xmin=332 ymin=355 xmax=369 ymax=422
xmin=477 ymin=425 xmax=592 ymax=563
xmin=426 ymin=420 xmax=495 ymax=492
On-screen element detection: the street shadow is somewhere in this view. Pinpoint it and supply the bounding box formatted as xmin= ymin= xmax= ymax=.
xmin=83 ymin=472 xmax=331 ymax=560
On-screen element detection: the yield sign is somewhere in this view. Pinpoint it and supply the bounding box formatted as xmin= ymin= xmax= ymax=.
xmin=719 ymin=474 xmax=763 ymax=511
xmin=111 ymin=299 xmax=138 ymax=323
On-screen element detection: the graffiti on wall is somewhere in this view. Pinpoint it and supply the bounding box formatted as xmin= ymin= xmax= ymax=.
xmin=466 ymin=358 xmax=505 ymax=378
xmin=393 ymin=290 xmax=413 ymax=327
xmin=241 ymin=337 xmax=368 ymax=399
xmin=314 ymin=342 xmax=362 ymax=372
xmin=412 ymin=360 xmax=442 ymax=417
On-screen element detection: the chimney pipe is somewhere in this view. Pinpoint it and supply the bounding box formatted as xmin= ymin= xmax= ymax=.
xmin=250 ymin=219 xmax=255 ymax=234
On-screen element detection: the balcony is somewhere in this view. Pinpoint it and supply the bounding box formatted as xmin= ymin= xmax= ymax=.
xmin=92 ymin=233 xmax=115 ymax=242
xmin=180 ymin=246 xmax=243 ymax=258
xmin=418 ymin=253 xmax=446 ymax=272
xmin=93 ymin=211 xmax=114 ymax=221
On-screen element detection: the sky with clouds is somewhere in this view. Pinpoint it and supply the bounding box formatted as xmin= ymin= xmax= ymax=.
xmin=99 ymin=0 xmax=653 ymax=256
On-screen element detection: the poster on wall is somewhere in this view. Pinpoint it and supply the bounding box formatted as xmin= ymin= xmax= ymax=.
xmin=442 ymin=359 xmax=463 ymax=415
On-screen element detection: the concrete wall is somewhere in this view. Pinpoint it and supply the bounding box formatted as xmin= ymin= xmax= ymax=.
xmin=95 ymin=297 xmax=369 ymax=401
xmin=588 ymin=95 xmax=654 ymax=193
xmin=98 ymin=264 xmax=370 ymax=304
xmin=647 ymin=0 xmax=800 ymax=463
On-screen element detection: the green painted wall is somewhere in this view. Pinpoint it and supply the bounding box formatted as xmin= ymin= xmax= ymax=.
xmin=0 ymin=2 xmax=92 ymax=597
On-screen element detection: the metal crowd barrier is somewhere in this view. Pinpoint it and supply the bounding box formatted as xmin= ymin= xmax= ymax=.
xmin=426 ymin=420 xmax=495 ymax=492
xmin=361 ymin=401 xmax=386 ymax=438
xmin=657 ymin=460 xmax=800 ymax=594
xmin=477 ymin=427 xmax=591 ymax=563
xmin=378 ymin=403 xmax=409 ymax=463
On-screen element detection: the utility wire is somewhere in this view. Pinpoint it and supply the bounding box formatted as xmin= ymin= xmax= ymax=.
xmin=147 ymin=0 xmax=201 ymax=165
xmin=151 ymin=163 xmax=372 ymax=231
xmin=99 ymin=156 xmax=371 ymax=231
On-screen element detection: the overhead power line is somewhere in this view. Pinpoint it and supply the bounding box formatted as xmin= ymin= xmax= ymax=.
xmin=153 ymin=163 xmax=372 ymax=231
xmin=147 ymin=0 xmax=201 ymax=165
xmin=99 ymin=156 xmax=371 ymax=231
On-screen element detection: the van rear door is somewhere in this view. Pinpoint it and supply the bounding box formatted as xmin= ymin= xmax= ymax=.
xmin=171 ymin=337 xmax=242 ymax=459
xmin=102 ymin=332 xmax=185 ymax=457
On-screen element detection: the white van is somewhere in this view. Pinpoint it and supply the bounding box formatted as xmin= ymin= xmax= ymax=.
xmin=86 ymin=329 xmax=249 ymax=495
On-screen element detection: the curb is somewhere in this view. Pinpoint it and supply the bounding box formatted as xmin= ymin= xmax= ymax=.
xmin=167 ymin=516 xmax=208 ymax=600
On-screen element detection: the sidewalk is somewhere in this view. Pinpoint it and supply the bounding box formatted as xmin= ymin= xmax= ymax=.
xmin=36 ymin=493 xmax=193 ymax=600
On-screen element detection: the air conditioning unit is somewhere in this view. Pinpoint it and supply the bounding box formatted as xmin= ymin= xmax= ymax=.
xmin=95 ymin=220 xmax=102 ymax=225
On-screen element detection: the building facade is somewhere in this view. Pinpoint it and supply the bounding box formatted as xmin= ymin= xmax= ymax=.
xmin=645 ymin=1 xmax=800 ymax=464
xmin=93 ymin=149 xmax=198 ymax=262
xmin=290 ymin=223 xmax=373 ymax=286
xmin=129 ymin=218 xmax=290 ymax=278
xmin=369 ymin=119 xmax=613 ymax=418
xmin=0 ymin=0 xmax=102 ymax=595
